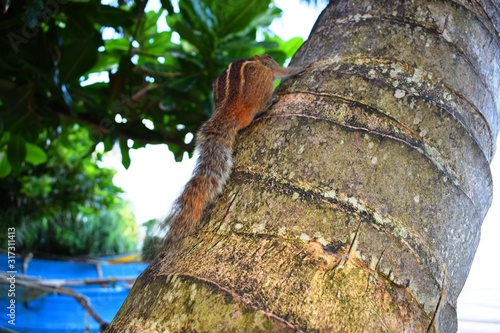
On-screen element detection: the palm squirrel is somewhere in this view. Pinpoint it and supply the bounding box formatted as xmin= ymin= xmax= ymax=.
xmin=163 ymin=54 xmax=303 ymax=241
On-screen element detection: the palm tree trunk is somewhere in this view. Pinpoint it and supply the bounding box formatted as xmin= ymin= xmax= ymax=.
xmin=107 ymin=1 xmax=499 ymax=332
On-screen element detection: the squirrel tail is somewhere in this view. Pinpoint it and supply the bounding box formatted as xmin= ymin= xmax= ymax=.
xmin=163 ymin=130 xmax=234 ymax=240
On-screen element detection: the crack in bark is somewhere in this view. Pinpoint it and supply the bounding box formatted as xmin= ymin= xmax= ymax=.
xmin=441 ymin=81 xmax=494 ymax=158
xmin=262 ymin=104 xmax=482 ymax=217
xmin=339 ymin=249 xmax=436 ymax=325
xmin=298 ymin=54 xmax=494 ymax=162
xmin=467 ymin=0 xmax=500 ymax=45
xmin=168 ymin=273 xmax=305 ymax=332
xmin=347 ymin=219 xmax=362 ymax=258
xmin=221 ymin=188 xmax=240 ymax=222
xmin=330 ymin=10 xmax=499 ymax=91
xmin=231 ymin=169 xmax=448 ymax=316
xmin=233 ymin=170 xmax=445 ymax=278
xmin=426 ymin=275 xmax=446 ymax=332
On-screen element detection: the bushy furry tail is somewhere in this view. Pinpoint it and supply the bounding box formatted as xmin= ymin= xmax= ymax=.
xmin=163 ymin=132 xmax=234 ymax=240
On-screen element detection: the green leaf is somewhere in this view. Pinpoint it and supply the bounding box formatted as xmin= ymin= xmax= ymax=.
xmin=181 ymin=0 xmax=217 ymax=34
xmin=120 ymin=139 xmax=131 ymax=169
xmin=139 ymin=31 xmax=172 ymax=56
xmin=261 ymin=33 xmax=304 ymax=60
xmin=167 ymin=14 xmax=210 ymax=53
xmin=59 ymin=15 xmax=101 ymax=83
xmin=59 ymin=39 xmax=100 ymax=83
xmin=0 ymin=153 xmax=12 ymax=178
xmin=279 ymin=37 xmax=304 ymax=58
xmin=103 ymin=136 xmax=114 ymax=152
xmin=165 ymin=75 xmax=197 ymax=91
xmin=86 ymin=52 xmax=118 ymax=74
xmin=246 ymin=6 xmax=282 ymax=30
xmin=7 ymin=134 xmax=26 ymax=171
xmin=104 ymin=38 xmax=130 ymax=53
xmin=25 ymin=142 xmax=48 ymax=165
xmin=136 ymin=10 xmax=164 ymax=45
xmin=160 ymin=0 xmax=174 ymax=13
xmin=168 ymin=143 xmax=182 ymax=161
xmin=1 ymin=84 xmax=34 ymax=131
xmin=215 ymin=0 xmax=272 ymax=37
xmin=94 ymin=5 xmax=134 ymax=28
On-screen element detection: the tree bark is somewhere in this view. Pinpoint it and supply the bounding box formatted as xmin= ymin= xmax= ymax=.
xmin=107 ymin=0 xmax=499 ymax=332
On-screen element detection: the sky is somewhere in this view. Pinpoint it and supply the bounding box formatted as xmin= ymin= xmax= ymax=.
xmin=102 ymin=1 xmax=499 ymax=328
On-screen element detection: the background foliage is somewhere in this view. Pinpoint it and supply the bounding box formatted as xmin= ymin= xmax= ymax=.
xmin=0 ymin=0 xmax=303 ymax=256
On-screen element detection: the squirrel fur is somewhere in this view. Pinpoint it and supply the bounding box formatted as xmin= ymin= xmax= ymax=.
xmin=164 ymin=54 xmax=303 ymax=241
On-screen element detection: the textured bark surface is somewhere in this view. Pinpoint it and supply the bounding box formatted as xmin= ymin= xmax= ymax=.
xmin=107 ymin=1 xmax=499 ymax=332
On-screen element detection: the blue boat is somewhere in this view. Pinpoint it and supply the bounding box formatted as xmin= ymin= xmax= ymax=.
xmin=0 ymin=253 xmax=148 ymax=333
